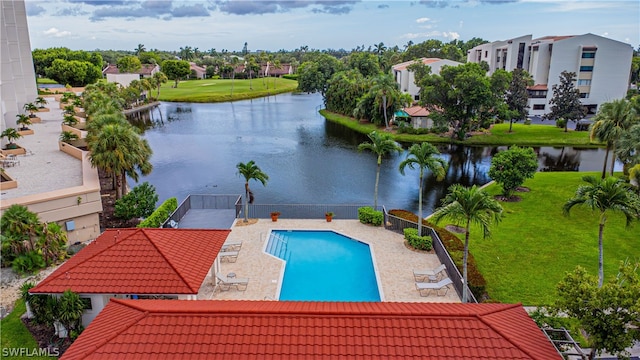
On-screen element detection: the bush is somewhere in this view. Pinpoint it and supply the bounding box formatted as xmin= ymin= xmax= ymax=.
xmin=137 ymin=197 xmax=178 ymax=228
xmin=12 ymin=251 xmax=46 ymax=275
xmin=282 ymin=74 xmax=298 ymax=80
xmin=358 ymin=206 xmax=383 ymax=226
xmin=403 ymin=228 xmax=433 ymax=251
xmin=555 ymin=118 xmax=567 ymax=128
xmin=115 ymin=182 xmax=159 ymax=219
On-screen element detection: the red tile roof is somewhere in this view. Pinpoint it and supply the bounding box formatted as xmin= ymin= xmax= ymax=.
xmin=527 ymin=84 xmax=548 ymax=91
xmin=62 ymin=300 xmax=561 ymax=360
xmin=31 ymin=228 xmax=230 ymax=295
xmin=404 ymin=106 xmax=431 ymax=117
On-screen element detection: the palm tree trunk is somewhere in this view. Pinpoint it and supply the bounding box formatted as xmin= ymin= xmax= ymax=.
xmin=598 ymin=221 xmax=604 ymax=287
xmin=382 ymin=95 xmax=389 ymax=129
xmin=374 ymin=158 xmax=381 ymax=210
xmin=609 ymin=143 xmax=616 ymax=177
xmin=417 ymin=169 xmax=423 ymax=237
xmin=509 ymin=119 xmax=514 ymax=133
xmin=120 ymin=171 xmax=128 ymax=198
xmin=463 ymin=219 xmax=471 ymax=303
xmin=601 ymin=146 xmax=610 ymax=179
xmin=243 ymin=182 xmax=249 ymax=222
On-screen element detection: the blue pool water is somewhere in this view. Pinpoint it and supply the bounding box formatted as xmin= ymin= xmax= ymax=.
xmin=266 ymin=230 xmax=381 ymax=301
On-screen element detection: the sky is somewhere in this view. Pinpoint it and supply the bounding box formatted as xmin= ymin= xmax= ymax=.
xmin=24 ymin=0 xmax=640 ymax=53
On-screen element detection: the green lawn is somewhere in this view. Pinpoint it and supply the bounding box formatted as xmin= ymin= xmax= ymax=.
xmin=35 ymin=78 xmax=58 ymax=85
xmin=0 ymin=300 xmax=52 ymax=359
xmin=321 ymin=110 xmax=600 ymax=147
xmin=464 ymin=172 xmax=639 ymax=305
xmin=158 ymin=78 xmax=299 ymax=103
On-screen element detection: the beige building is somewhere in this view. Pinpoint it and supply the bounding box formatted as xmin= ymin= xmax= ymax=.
xmin=392 ymin=58 xmax=462 ymax=102
xmin=1 ymin=0 xmax=102 ymax=244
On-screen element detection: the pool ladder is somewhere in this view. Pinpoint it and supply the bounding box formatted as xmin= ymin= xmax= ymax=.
xmin=267 ymin=233 xmax=290 ymax=261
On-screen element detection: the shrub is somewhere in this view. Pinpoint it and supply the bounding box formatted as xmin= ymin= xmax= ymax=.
xmin=12 ymin=251 xmax=46 ymax=274
xmin=403 ymin=228 xmax=433 ymax=251
xmin=137 ymin=197 xmax=178 ymax=228
xmin=282 ymin=74 xmax=298 ymax=80
xmin=358 ymin=206 xmax=383 ymax=226
xmin=555 ymin=118 xmax=567 ymax=128
xmin=115 ymin=182 xmax=159 ymax=219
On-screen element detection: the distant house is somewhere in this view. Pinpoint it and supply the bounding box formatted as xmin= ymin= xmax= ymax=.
xmin=61 ymin=300 xmax=562 ymax=359
xmin=392 ymin=58 xmax=462 ymax=102
xmin=189 ymin=62 xmax=206 ymax=79
xmin=30 ymin=228 xmax=231 ymax=328
xmin=264 ymin=62 xmax=294 ymax=77
xmin=402 ymin=105 xmax=432 ymax=129
xmin=102 ymin=63 xmax=160 ymax=87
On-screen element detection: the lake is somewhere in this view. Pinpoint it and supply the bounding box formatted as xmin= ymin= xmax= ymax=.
xmin=134 ymin=93 xmax=619 ymax=215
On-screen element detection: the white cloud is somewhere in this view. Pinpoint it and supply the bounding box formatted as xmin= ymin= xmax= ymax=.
xmin=401 ymin=31 xmax=460 ymax=40
xmin=443 ymin=31 xmax=460 ymax=40
xmin=416 ymin=17 xmax=431 ymax=23
xmin=43 ymin=27 xmax=72 ymax=37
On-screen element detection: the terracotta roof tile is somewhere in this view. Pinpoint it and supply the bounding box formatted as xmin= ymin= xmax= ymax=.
xmin=403 ymin=106 xmax=431 ymax=117
xmin=527 ymin=84 xmax=548 ymax=91
xmin=31 ymin=228 xmax=230 ymax=295
xmin=62 ymin=301 xmax=561 ymax=360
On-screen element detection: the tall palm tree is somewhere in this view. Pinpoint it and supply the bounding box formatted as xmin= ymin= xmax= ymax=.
xmin=615 ymin=124 xmax=640 ymax=174
xmin=358 ymin=131 xmax=403 ymax=209
xmin=371 ymin=74 xmax=398 ymax=129
xmin=236 ymin=161 xmax=269 ymax=223
xmin=590 ymin=99 xmax=637 ymax=178
xmin=399 ymin=142 xmax=448 ymax=236
xmin=135 ymin=44 xmax=146 ymax=55
xmin=563 ymin=176 xmax=640 ymax=287
xmin=432 ymin=185 xmax=503 ymax=303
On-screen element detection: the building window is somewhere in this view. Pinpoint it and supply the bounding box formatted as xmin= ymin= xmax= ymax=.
xmin=581 ymin=52 xmax=595 ymax=58
xmin=484 ymin=51 xmax=488 ymax=58
xmin=80 ymin=297 xmax=92 ymax=310
xmin=528 ymin=90 xmax=547 ymax=99
xmin=533 ymin=104 xmax=545 ymax=110
xmin=580 ymin=66 xmax=594 ymax=72
xmin=577 ymin=79 xmax=592 ymax=86
xmin=414 ymin=95 xmax=420 ymax=101
xmin=517 ymin=42 xmax=526 ymax=69
xmin=580 ymin=93 xmax=589 ymax=99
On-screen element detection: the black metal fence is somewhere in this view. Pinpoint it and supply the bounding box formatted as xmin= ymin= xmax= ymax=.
xmin=383 ymin=207 xmax=478 ymax=303
xmin=163 ymin=194 xmax=242 ymax=227
xmin=245 ymin=203 xmax=369 ymax=220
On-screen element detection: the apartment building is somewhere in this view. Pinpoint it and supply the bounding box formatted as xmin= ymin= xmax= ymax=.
xmin=467 ymin=33 xmax=633 ymax=117
xmin=392 ymin=58 xmax=462 ymax=102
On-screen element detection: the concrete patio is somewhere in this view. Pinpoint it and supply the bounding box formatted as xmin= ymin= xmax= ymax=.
xmin=197 ymin=218 xmax=461 ymax=303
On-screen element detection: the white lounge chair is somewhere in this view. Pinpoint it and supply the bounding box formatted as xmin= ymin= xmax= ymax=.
xmin=215 ymin=273 xmax=248 ymax=291
xmin=413 ymin=264 xmax=447 ymax=282
xmin=218 ymin=251 xmax=239 ymax=262
xmin=221 ymin=240 xmax=243 ymax=252
xmin=415 ymin=277 xmax=453 ymax=297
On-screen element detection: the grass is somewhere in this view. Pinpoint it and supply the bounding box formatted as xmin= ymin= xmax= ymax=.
xmin=0 ymin=299 xmax=52 ymax=359
xmin=321 ymin=110 xmax=600 ymax=147
xmin=461 ymin=172 xmax=639 ymax=305
xmin=35 ymin=78 xmax=58 ymax=85
xmin=157 ymin=77 xmax=299 ymax=103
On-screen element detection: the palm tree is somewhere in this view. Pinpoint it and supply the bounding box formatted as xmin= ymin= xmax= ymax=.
xmin=229 ymin=57 xmax=239 ymax=96
xmin=59 ymin=131 xmax=79 ymax=143
xmin=358 ymin=131 xmax=403 ymax=209
xmin=432 ymin=185 xmax=503 ymax=303
xmin=1 ymin=128 xmax=22 ymax=148
xmin=236 ymin=161 xmax=269 ymax=222
xmin=15 ymin=114 xmax=32 ymax=130
xmin=399 ymin=142 xmax=448 ymax=236
xmin=615 ymin=124 xmax=640 ymax=175
xmin=35 ymin=96 xmax=47 ymax=109
xmin=23 ymin=103 xmax=38 ymax=118
xmin=563 ymin=176 xmax=640 ymax=287
xmin=371 ymin=74 xmax=398 ymax=129
xmin=151 ymin=72 xmax=168 ymax=99
xmin=135 ymin=44 xmax=146 ymax=55
xmin=590 ymin=99 xmax=637 ymax=178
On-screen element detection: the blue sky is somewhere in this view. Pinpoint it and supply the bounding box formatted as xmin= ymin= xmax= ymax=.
xmin=25 ymin=0 xmax=639 ymax=52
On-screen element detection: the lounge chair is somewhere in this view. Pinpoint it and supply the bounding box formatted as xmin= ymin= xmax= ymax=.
xmin=218 ymin=251 xmax=239 ymax=263
xmin=415 ymin=277 xmax=453 ymax=297
xmin=221 ymin=240 xmax=243 ymax=252
xmin=413 ymin=264 xmax=447 ymax=282
xmin=215 ymin=273 xmax=248 ymax=291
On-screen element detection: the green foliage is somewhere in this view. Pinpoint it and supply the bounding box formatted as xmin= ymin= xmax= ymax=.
xmin=57 ymin=290 xmax=86 ymax=336
xmin=161 ymin=60 xmax=191 ymax=87
xmin=114 ymin=182 xmax=159 ymax=219
xmin=488 ymin=145 xmax=538 ymax=197
xmin=116 ymin=55 xmax=142 ymax=73
xmin=357 ymin=206 xmax=383 ymax=226
xmin=1 ymin=127 xmax=22 ymax=146
xmin=403 ymin=228 xmax=433 ymax=251
xmin=555 ymin=118 xmax=567 ymax=128
xmin=59 ymin=131 xmax=79 ymax=142
xmin=45 ymin=59 xmax=102 ymax=87
xmin=505 ymin=68 xmax=533 ymax=131
xmin=137 ymin=197 xmax=178 ymax=228
xmin=297 ymin=53 xmax=344 ymax=96
xmin=12 ymin=251 xmax=46 ymax=274
xmin=32 ymin=47 xmax=103 ymax=77
xmin=552 ymin=263 xmax=640 ymax=359
xmin=0 ymin=300 xmax=45 ymax=359
xmin=282 ymin=74 xmax=298 ymax=80
xmin=544 ymin=71 xmax=587 ymax=131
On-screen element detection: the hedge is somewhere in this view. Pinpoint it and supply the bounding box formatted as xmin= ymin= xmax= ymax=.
xmin=358 ymin=206 xmax=383 ymax=226
xmin=403 ymin=228 xmax=433 ymax=251
xmin=388 ymin=209 xmax=487 ymax=300
xmin=137 ymin=197 xmax=178 ymax=228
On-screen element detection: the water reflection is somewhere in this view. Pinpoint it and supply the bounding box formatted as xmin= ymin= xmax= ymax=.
xmin=133 ymin=93 xmax=619 ymax=216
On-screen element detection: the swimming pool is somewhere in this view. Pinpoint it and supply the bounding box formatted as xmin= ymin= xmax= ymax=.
xmin=265 ymin=230 xmax=381 ymax=301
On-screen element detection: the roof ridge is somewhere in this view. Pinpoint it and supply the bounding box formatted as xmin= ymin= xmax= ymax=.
xmin=476 ymin=304 xmax=542 ymax=360
xmin=78 ymin=300 xmax=148 ymax=358
xmin=142 ymin=228 xmax=198 ymax=293
xmin=32 ymin=229 xmax=137 ymax=292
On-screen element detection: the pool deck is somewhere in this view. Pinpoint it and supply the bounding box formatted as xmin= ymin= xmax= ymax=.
xmin=197 ymin=219 xmax=461 ymax=303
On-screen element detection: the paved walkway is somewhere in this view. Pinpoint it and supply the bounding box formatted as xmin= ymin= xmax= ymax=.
xmin=1 ymin=97 xmax=82 ymax=200
xmin=198 ymin=219 xmax=461 ymax=303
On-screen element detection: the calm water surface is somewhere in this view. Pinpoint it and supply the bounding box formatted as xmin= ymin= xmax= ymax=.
xmin=135 ymin=93 xmax=619 ymax=215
